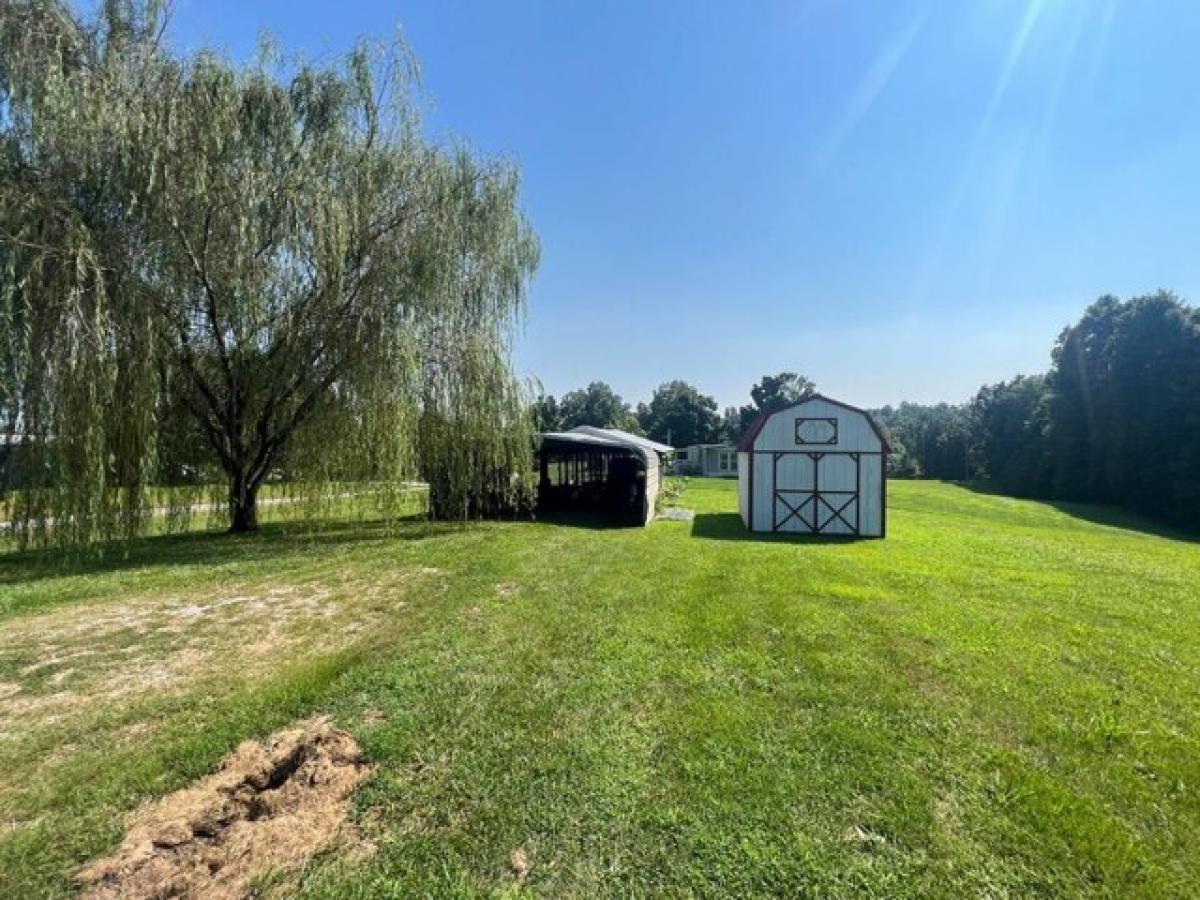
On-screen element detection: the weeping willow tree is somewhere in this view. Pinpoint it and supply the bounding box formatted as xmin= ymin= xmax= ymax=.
xmin=0 ymin=0 xmax=539 ymax=545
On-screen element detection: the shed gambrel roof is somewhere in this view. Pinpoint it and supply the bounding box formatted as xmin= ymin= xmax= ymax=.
xmin=735 ymin=394 xmax=891 ymax=453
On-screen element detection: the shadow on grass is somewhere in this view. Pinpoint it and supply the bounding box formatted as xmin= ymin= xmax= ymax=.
xmin=690 ymin=512 xmax=875 ymax=544
xmin=533 ymin=510 xmax=640 ymax=531
xmin=960 ymin=482 xmax=1200 ymax=544
xmin=0 ymin=514 xmax=461 ymax=587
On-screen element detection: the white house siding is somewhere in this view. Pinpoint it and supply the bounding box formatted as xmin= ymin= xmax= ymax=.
xmin=675 ymin=444 xmax=738 ymax=477
xmin=741 ymin=396 xmax=887 ymax=538
xmin=701 ymin=446 xmax=737 ymax=477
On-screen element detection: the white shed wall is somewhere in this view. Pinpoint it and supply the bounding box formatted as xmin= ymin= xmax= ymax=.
xmin=750 ymin=452 xmax=775 ymax=531
xmin=741 ymin=397 xmax=887 ymax=537
xmin=858 ymin=453 xmax=884 ymax=536
xmin=737 ymin=452 xmax=750 ymax=524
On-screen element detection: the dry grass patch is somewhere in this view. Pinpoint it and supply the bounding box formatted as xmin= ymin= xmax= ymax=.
xmin=0 ymin=567 xmax=441 ymax=742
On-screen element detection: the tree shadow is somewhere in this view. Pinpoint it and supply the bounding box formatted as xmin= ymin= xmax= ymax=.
xmin=0 ymin=514 xmax=454 ymax=587
xmin=959 ymin=482 xmax=1200 ymax=545
xmin=690 ymin=512 xmax=874 ymax=544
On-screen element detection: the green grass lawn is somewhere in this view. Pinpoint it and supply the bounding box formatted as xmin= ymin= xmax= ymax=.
xmin=1 ymin=479 xmax=1198 ymax=897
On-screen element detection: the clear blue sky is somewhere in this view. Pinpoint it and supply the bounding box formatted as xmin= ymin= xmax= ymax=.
xmin=166 ymin=0 xmax=1200 ymax=410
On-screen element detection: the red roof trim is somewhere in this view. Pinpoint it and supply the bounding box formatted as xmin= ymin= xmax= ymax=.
xmin=735 ymin=409 xmax=771 ymax=452
xmin=736 ymin=393 xmax=891 ymax=453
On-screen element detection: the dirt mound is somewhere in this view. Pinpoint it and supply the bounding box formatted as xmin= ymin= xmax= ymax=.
xmin=79 ymin=717 xmax=373 ymax=899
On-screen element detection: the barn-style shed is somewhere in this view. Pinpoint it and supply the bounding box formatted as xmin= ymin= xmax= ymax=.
xmin=737 ymin=395 xmax=889 ymax=537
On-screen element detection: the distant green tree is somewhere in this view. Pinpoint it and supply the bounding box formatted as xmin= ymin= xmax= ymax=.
xmin=718 ymin=406 xmax=741 ymax=444
xmin=636 ymin=380 xmax=720 ymax=447
xmin=871 ymin=402 xmax=971 ymax=480
xmin=558 ymin=382 xmax=640 ymax=432
xmin=750 ymin=372 xmax=816 ymax=410
xmin=1043 ymin=292 xmax=1200 ymax=523
xmin=882 ymin=433 xmax=915 ymax=477
xmin=531 ymin=393 xmax=562 ymax=432
xmin=1042 ymin=296 xmax=1124 ymax=500
xmin=968 ymin=376 xmax=1049 ymax=495
xmin=729 ymin=372 xmax=816 ymax=443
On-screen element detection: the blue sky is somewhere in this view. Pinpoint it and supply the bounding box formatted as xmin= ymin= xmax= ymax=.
xmin=167 ymin=1 xmax=1200 ymax=410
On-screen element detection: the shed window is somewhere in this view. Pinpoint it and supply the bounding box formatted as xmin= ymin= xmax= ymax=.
xmin=795 ymin=417 xmax=838 ymax=445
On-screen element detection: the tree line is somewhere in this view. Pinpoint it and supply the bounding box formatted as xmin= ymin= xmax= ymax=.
xmin=866 ymin=292 xmax=1200 ymax=530
xmin=532 ymin=372 xmax=815 ymax=448
xmin=969 ymin=292 xmax=1200 ymax=528
xmin=535 ymin=292 xmax=1200 ymax=530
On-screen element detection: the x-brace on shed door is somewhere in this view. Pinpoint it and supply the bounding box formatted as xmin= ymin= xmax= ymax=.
xmin=771 ymin=451 xmax=863 ymax=535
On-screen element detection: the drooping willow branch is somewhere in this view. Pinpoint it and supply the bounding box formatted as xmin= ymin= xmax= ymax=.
xmin=0 ymin=0 xmax=539 ymax=547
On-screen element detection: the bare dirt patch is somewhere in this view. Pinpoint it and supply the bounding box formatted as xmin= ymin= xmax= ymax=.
xmin=509 ymin=847 xmax=531 ymax=882
xmin=78 ymin=717 xmax=372 ymax=900
xmin=0 ymin=566 xmax=442 ymax=740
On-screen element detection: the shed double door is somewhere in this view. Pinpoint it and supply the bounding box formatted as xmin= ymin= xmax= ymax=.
xmin=771 ymin=452 xmax=861 ymax=535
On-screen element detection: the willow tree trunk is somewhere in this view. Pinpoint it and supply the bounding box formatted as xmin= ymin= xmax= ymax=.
xmin=229 ymin=474 xmax=260 ymax=533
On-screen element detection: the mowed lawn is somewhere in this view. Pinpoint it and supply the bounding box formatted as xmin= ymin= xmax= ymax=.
xmin=1 ymin=479 xmax=1198 ymax=897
